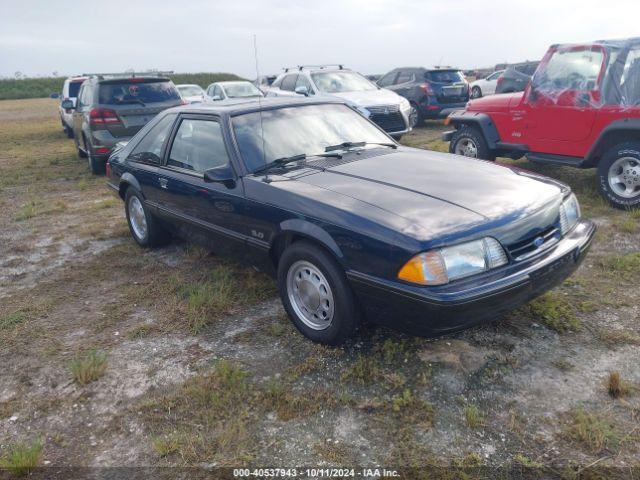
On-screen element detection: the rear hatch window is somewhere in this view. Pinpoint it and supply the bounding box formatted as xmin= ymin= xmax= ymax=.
xmin=425 ymin=70 xmax=465 ymax=84
xmin=97 ymin=79 xmax=181 ymax=138
xmin=98 ymin=79 xmax=180 ymax=105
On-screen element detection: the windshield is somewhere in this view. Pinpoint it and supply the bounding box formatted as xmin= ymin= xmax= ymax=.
xmin=311 ymin=71 xmax=377 ymax=93
xmin=99 ymin=80 xmax=180 ymax=105
xmin=233 ymin=104 xmax=391 ymax=171
xmin=224 ymin=82 xmax=263 ymax=98
xmin=177 ymin=85 xmax=203 ymax=97
xmin=425 ymin=70 xmax=465 ymax=84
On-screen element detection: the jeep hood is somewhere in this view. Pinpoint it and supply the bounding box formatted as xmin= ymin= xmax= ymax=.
xmin=467 ymin=92 xmax=523 ymax=112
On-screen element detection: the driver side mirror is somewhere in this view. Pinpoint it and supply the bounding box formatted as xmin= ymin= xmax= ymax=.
xmin=61 ymin=99 xmax=75 ymax=110
xmin=203 ymin=166 xmax=236 ymax=189
xmin=294 ymin=86 xmax=309 ymax=97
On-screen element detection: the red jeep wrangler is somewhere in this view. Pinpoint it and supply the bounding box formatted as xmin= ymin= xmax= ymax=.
xmin=444 ymin=38 xmax=640 ymax=209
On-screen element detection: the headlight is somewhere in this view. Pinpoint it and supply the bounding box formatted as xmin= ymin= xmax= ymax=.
xmin=398 ymin=237 xmax=508 ymax=286
xmin=399 ymin=97 xmax=410 ymax=110
xmin=559 ymin=193 xmax=580 ymax=235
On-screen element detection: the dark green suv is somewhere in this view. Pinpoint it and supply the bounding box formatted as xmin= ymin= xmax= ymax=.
xmin=62 ymin=74 xmax=183 ymax=174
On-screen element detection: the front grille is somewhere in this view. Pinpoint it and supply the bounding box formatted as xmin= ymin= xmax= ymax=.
xmin=370 ymin=111 xmax=406 ymax=133
xmin=367 ymin=104 xmax=400 ymax=114
xmin=507 ymin=226 xmax=560 ymax=261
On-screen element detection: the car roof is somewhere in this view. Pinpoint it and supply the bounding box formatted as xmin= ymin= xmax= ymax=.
xmin=164 ymin=97 xmax=347 ymax=116
xmin=176 ymin=84 xmax=202 ymax=88
xmin=217 ymin=80 xmax=255 ymax=86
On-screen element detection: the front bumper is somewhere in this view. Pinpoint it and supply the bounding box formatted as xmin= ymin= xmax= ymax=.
xmin=347 ymin=219 xmax=596 ymax=336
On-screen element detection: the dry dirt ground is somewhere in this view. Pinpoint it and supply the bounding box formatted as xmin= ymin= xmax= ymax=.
xmin=0 ymin=98 xmax=639 ymax=478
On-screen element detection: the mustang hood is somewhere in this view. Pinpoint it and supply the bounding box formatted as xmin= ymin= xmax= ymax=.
xmin=329 ymin=88 xmax=404 ymax=107
xmin=295 ymin=148 xmax=565 ymax=241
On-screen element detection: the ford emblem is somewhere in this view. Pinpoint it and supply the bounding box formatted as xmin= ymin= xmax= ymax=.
xmin=533 ymin=236 xmax=545 ymax=248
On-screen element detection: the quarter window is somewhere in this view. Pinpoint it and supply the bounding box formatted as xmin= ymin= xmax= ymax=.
xmin=620 ymin=48 xmax=640 ymax=105
xmin=280 ymin=74 xmax=298 ymax=91
xmin=167 ymin=119 xmax=230 ymax=172
xmin=129 ymin=114 xmax=176 ymax=164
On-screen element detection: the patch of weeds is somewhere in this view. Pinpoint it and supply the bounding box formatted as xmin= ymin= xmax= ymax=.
xmin=340 ymin=354 xmax=381 ymax=385
xmin=0 ymin=440 xmax=43 ymax=476
xmin=596 ymin=329 xmax=640 ymax=346
xmin=289 ymin=355 xmax=322 ymax=378
xmin=382 ymin=372 xmax=407 ymax=391
xmin=598 ymin=253 xmax=640 ymax=281
xmin=607 ymin=371 xmax=631 ymax=399
xmin=0 ymin=311 xmax=27 ymax=330
xmin=616 ymin=217 xmax=638 ymax=234
xmin=464 ymin=404 xmax=485 ymax=429
xmin=89 ymin=198 xmax=118 ymax=210
xmin=390 ymin=389 xmax=434 ymax=426
xmin=375 ymin=337 xmax=409 ymax=364
xmin=260 ymin=379 xmax=345 ymax=421
xmin=527 ymin=291 xmax=580 ymax=333
xmin=513 ymin=454 xmax=543 ymax=468
xmin=552 ymin=358 xmax=574 ymax=371
xmin=70 ymin=349 xmax=107 ymax=385
xmin=313 ymin=441 xmax=353 ymax=464
xmin=565 ymin=407 xmax=617 ymax=453
xmin=451 ymin=452 xmax=484 ymax=468
xmin=127 ymin=324 xmax=153 ymax=340
xmin=151 ymin=435 xmax=180 ymax=457
xmin=14 ymin=199 xmax=41 ymax=221
xmin=268 ymin=321 xmax=288 ymax=337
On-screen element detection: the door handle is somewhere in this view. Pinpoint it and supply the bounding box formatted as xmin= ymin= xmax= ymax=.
xmin=159 ymin=178 xmax=168 ymax=189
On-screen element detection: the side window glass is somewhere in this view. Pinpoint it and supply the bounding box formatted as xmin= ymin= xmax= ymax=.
xmin=621 ymin=49 xmax=640 ymax=106
xmin=295 ymin=75 xmax=314 ymax=94
xmin=377 ymin=72 xmax=397 ymax=87
xmin=281 ymin=74 xmax=298 ymax=91
xmin=214 ymin=85 xmax=223 ymax=99
xmin=129 ymin=114 xmax=176 ymax=164
xmin=167 ymin=119 xmax=230 ymax=172
xmin=396 ymin=71 xmax=414 ymax=84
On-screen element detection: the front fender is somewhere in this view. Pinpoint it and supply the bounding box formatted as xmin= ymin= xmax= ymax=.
xmin=278 ymin=219 xmax=344 ymax=260
xmin=447 ymin=110 xmax=501 ymax=149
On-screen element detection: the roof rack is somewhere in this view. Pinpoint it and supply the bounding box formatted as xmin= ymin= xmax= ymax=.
xmin=283 ymin=64 xmax=344 ymax=72
xmin=82 ymin=70 xmax=174 ymax=79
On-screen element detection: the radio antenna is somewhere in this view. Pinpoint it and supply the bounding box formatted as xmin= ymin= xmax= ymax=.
xmin=253 ymin=34 xmax=269 ymax=181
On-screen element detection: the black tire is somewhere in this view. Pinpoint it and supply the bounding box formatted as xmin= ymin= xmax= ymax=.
xmin=277 ymin=240 xmax=360 ymax=345
xmin=449 ymin=125 xmax=495 ymax=161
xmin=597 ymin=141 xmax=640 ymax=210
xmin=64 ymin=124 xmax=74 ymax=139
xmin=471 ymin=86 xmax=482 ymax=99
xmin=124 ymin=188 xmax=171 ymax=247
xmin=77 ymin=135 xmax=87 ymax=159
xmin=410 ymin=101 xmax=423 ymax=127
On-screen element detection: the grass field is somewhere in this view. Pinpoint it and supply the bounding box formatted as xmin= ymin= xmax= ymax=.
xmin=0 ymin=98 xmax=639 ymax=476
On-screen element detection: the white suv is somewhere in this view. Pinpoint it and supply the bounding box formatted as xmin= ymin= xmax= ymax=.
xmin=59 ymin=76 xmax=87 ymax=138
xmin=267 ymin=65 xmax=413 ymax=139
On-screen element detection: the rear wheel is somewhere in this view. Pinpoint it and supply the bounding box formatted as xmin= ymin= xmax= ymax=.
xmin=124 ymin=188 xmax=171 ymax=247
xmin=409 ymin=102 xmax=421 ymax=127
xmin=597 ymin=142 xmax=640 ymax=210
xmin=449 ymin=125 xmax=495 ymax=161
xmin=87 ymin=151 xmax=106 ymax=175
xmin=471 ymin=86 xmax=482 ymax=99
xmin=277 ymin=241 xmax=360 ymax=345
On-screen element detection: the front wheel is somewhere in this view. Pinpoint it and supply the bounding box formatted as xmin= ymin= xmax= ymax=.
xmin=125 ymin=188 xmax=171 ymax=247
xmin=471 ymin=86 xmax=482 ymax=99
xmin=449 ymin=125 xmax=495 ymax=161
xmin=277 ymin=241 xmax=360 ymax=345
xmin=597 ymin=142 xmax=640 ymax=210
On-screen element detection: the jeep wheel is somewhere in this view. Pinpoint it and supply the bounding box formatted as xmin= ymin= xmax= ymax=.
xmin=277 ymin=241 xmax=360 ymax=345
xmin=598 ymin=142 xmax=640 ymax=209
xmin=471 ymin=86 xmax=482 ymax=99
xmin=450 ymin=125 xmax=495 ymax=161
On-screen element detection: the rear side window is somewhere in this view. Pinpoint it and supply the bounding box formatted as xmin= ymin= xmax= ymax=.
xmin=377 ymin=71 xmax=397 ymax=87
xmin=129 ymin=114 xmax=176 ymax=164
xmin=425 ymin=70 xmax=465 ymax=83
xmin=280 ymin=74 xmax=298 ymax=91
xmin=396 ymin=71 xmax=414 ymax=84
xmin=69 ymin=82 xmax=83 ymax=98
xmin=98 ymin=80 xmax=180 ymax=105
xmin=167 ymin=119 xmax=230 ymax=172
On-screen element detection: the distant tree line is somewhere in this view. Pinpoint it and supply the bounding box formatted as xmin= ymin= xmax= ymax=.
xmin=0 ymin=72 xmax=245 ymax=100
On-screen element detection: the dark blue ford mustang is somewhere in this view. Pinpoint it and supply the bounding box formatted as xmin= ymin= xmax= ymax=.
xmin=106 ymin=97 xmax=595 ymax=345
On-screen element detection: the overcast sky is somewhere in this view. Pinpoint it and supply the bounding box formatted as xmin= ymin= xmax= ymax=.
xmin=1 ymin=0 xmax=639 ymax=78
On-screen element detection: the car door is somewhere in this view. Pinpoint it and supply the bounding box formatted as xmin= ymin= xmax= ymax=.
xmin=155 ymin=114 xmax=248 ymax=256
xmin=72 ymin=84 xmax=90 ymax=144
xmin=392 ymin=69 xmax=416 ymax=98
xmin=523 ymin=47 xmax=604 ymax=153
xmin=484 ymin=71 xmax=502 ymax=94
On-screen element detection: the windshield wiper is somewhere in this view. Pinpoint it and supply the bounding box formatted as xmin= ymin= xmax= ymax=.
xmin=251 ymin=154 xmax=307 ymax=175
xmin=251 ymin=151 xmax=344 ymax=176
xmin=115 ymin=99 xmax=146 ymax=107
xmin=324 ymin=141 xmax=397 ymax=153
